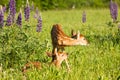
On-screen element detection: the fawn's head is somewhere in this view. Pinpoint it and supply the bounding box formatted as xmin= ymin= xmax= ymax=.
xmin=46 ymin=51 xmax=68 ymax=66
xmin=56 ymin=52 xmax=68 ymax=63
xmin=71 ymin=30 xmax=89 ymax=45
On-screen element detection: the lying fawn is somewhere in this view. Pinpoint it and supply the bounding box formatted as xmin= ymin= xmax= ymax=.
xmin=51 ymin=24 xmax=89 ymax=54
xmin=22 ymin=51 xmax=70 ymax=73
xmin=22 ymin=61 xmax=41 ymax=73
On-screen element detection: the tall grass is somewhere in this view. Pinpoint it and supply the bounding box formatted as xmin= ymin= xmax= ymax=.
xmin=0 ymin=9 xmax=120 ymax=80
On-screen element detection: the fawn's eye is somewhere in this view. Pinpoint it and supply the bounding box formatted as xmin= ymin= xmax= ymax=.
xmin=83 ymin=38 xmax=86 ymax=40
xmin=61 ymin=54 xmax=64 ymax=56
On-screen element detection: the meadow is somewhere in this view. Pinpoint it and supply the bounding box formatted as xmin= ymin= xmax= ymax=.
xmin=0 ymin=9 xmax=120 ymax=80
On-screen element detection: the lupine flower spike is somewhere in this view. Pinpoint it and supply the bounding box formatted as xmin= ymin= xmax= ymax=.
xmin=6 ymin=9 xmax=12 ymax=26
xmin=9 ymin=0 xmax=16 ymax=23
xmin=36 ymin=14 xmax=42 ymax=32
xmin=3 ymin=5 xmax=6 ymax=13
xmin=82 ymin=11 xmax=86 ymax=23
xmin=34 ymin=7 xmax=39 ymax=19
xmin=109 ymin=0 xmax=118 ymax=23
xmin=16 ymin=9 xmax=22 ymax=27
xmin=6 ymin=14 xmax=12 ymax=26
xmin=0 ymin=6 xmax=4 ymax=28
xmin=24 ymin=0 xmax=30 ymax=21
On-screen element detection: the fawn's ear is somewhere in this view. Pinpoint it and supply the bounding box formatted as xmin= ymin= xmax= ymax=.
xmin=46 ymin=52 xmax=52 ymax=57
xmin=71 ymin=29 xmax=76 ymax=36
xmin=77 ymin=31 xmax=80 ymax=39
xmin=54 ymin=48 xmax=59 ymax=56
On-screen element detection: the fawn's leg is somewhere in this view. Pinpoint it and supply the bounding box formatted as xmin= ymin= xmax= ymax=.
xmin=65 ymin=59 xmax=70 ymax=71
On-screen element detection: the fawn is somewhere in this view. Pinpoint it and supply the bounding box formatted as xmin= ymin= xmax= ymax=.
xmin=22 ymin=50 xmax=70 ymax=73
xmin=22 ymin=61 xmax=41 ymax=73
xmin=46 ymin=48 xmax=70 ymax=71
xmin=51 ymin=24 xmax=89 ymax=54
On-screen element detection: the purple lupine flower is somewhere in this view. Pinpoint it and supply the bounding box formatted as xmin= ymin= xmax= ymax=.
xmin=36 ymin=15 xmax=42 ymax=32
xmin=82 ymin=11 xmax=86 ymax=23
xmin=9 ymin=0 xmax=16 ymax=23
xmin=3 ymin=5 xmax=6 ymax=13
xmin=0 ymin=6 xmax=4 ymax=28
xmin=34 ymin=8 xmax=39 ymax=19
xmin=6 ymin=14 xmax=12 ymax=26
xmin=109 ymin=0 xmax=118 ymax=22
xmin=16 ymin=10 xmax=22 ymax=27
xmin=24 ymin=0 xmax=30 ymax=21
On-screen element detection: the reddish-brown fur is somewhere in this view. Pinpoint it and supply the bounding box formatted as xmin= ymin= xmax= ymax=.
xmin=46 ymin=51 xmax=70 ymax=70
xmin=22 ymin=51 xmax=70 ymax=73
xmin=71 ymin=29 xmax=84 ymax=39
xmin=51 ymin=24 xmax=88 ymax=54
xmin=22 ymin=62 xmax=41 ymax=73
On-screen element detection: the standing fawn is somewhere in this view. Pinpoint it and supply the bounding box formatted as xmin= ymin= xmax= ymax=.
xmin=51 ymin=24 xmax=89 ymax=54
xmin=46 ymin=48 xmax=70 ymax=71
xmin=22 ymin=50 xmax=69 ymax=73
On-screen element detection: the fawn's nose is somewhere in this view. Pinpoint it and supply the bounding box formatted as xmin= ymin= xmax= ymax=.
xmin=66 ymin=53 xmax=68 ymax=56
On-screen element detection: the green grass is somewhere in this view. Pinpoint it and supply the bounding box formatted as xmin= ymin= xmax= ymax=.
xmin=0 ymin=9 xmax=120 ymax=80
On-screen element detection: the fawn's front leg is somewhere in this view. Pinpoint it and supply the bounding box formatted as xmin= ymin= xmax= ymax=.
xmin=65 ymin=59 xmax=70 ymax=72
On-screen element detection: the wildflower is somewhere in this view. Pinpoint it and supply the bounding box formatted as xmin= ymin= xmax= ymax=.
xmin=36 ymin=15 xmax=42 ymax=32
xmin=34 ymin=8 xmax=42 ymax=32
xmin=16 ymin=9 xmax=22 ymax=27
xmin=0 ymin=6 xmax=4 ymax=28
xmin=34 ymin=7 xmax=39 ymax=19
xmin=82 ymin=11 xmax=86 ymax=23
xmin=109 ymin=0 xmax=118 ymax=22
xmin=9 ymin=0 xmax=16 ymax=23
xmin=6 ymin=14 xmax=12 ymax=26
xmin=3 ymin=5 xmax=6 ymax=13
xmin=24 ymin=0 xmax=30 ymax=21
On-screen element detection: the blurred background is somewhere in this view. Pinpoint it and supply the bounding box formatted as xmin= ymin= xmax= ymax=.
xmin=0 ymin=0 xmax=120 ymax=11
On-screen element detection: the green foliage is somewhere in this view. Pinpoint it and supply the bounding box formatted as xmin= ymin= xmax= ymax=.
xmin=0 ymin=9 xmax=120 ymax=80
xmin=0 ymin=25 xmax=50 ymax=69
xmin=0 ymin=0 xmax=120 ymax=10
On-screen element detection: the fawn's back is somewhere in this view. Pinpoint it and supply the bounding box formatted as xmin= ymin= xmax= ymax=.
xmin=51 ymin=24 xmax=89 ymax=53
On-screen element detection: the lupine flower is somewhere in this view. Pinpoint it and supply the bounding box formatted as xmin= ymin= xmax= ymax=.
xmin=82 ymin=11 xmax=86 ymax=23
xmin=109 ymin=0 xmax=118 ymax=22
xmin=34 ymin=8 xmax=39 ymax=19
xmin=0 ymin=6 xmax=4 ymax=28
xmin=24 ymin=0 xmax=30 ymax=21
xmin=16 ymin=9 xmax=22 ymax=27
xmin=6 ymin=14 xmax=12 ymax=26
xmin=3 ymin=5 xmax=6 ymax=13
xmin=36 ymin=15 xmax=42 ymax=32
xmin=9 ymin=0 xmax=16 ymax=23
